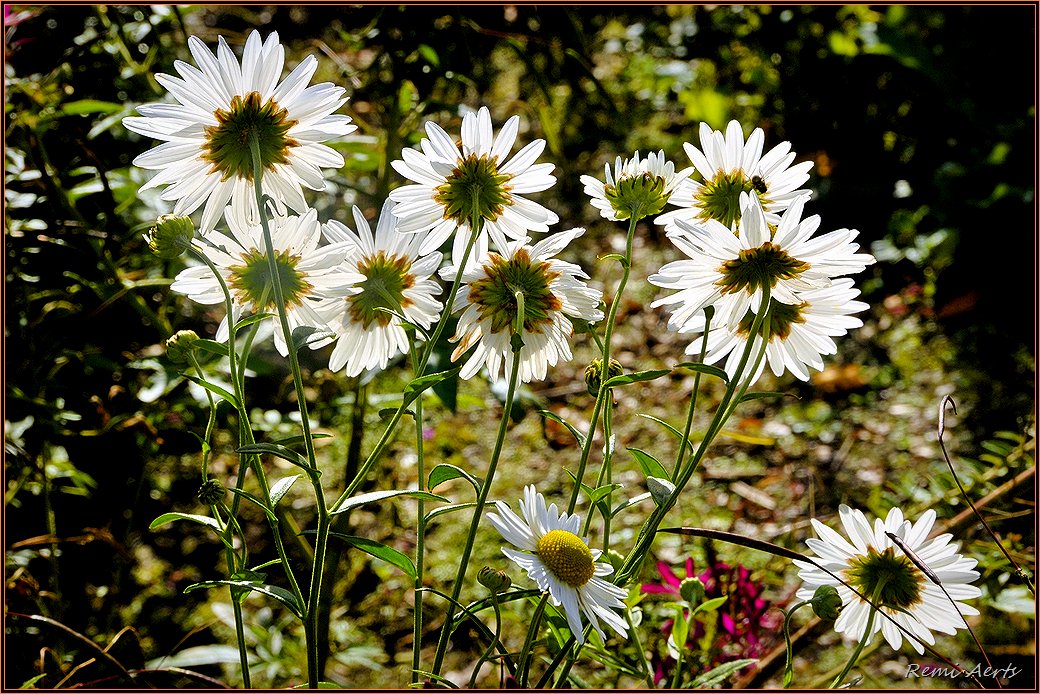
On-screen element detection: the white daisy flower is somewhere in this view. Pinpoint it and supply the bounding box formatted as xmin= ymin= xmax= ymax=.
xmin=171 ymin=208 xmax=361 ymax=356
xmin=656 ymin=120 xmax=813 ymax=230
xmin=580 ymin=150 xmax=693 ymax=222
xmin=673 ymin=278 xmax=869 ymax=383
xmin=449 ymin=227 xmax=603 ymax=383
xmin=649 ymin=194 xmax=875 ymax=335
xmin=320 ymin=200 xmax=443 ymax=377
xmin=488 ymin=485 xmax=629 ymax=644
xmin=388 ymin=106 xmax=559 ymax=267
xmin=124 ymin=30 xmax=356 ymax=233
xmin=795 ymin=505 xmax=982 ymax=655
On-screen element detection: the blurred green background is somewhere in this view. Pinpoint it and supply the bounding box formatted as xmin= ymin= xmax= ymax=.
xmin=5 ymin=5 xmax=1034 ymax=689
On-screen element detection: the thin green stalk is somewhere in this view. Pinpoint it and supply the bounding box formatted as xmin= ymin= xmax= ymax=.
xmin=567 ymin=211 xmax=640 ymax=515
xmin=614 ymin=287 xmax=771 ymax=587
xmin=466 ymin=594 xmax=503 ymax=688
xmin=248 ymin=136 xmax=325 ymax=687
xmin=831 ymin=582 xmax=886 ymax=688
xmin=431 ymin=342 xmax=524 ymax=675
xmin=516 ymin=594 xmax=548 ymax=687
xmin=672 ymin=307 xmax=714 ymax=482
xmin=781 ymin=600 xmax=811 ymax=688
xmin=410 ymin=341 xmax=428 ymax=685
xmin=328 ymin=218 xmax=481 ymax=515
xmin=626 ymin=608 xmax=655 ymax=688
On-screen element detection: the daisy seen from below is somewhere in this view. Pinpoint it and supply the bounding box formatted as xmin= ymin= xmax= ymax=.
xmin=488 ymin=485 xmax=629 ymax=644
xmin=389 ymin=106 xmax=559 ymax=266
xmin=580 ymin=150 xmax=693 ymax=222
xmin=171 ymin=207 xmax=361 ymax=356
xmin=656 ymin=120 xmax=813 ymax=230
xmin=649 ymin=194 xmax=875 ymax=337
xmin=449 ymin=227 xmax=603 ymax=383
xmin=320 ymin=200 xmax=444 ymax=377
xmin=124 ymin=30 xmax=356 ymax=233
xmin=795 ymin=505 xmax=981 ymax=654
xmin=672 ymin=278 xmax=869 ymax=383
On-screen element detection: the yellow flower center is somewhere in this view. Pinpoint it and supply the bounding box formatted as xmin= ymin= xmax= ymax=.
xmin=433 ymin=153 xmax=513 ymax=224
xmin=536 ymin=529 xmax=595 ymax=588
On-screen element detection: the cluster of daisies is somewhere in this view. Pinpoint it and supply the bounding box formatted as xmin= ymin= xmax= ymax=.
xmin=127 ymin=31 xmax=981 ymax=660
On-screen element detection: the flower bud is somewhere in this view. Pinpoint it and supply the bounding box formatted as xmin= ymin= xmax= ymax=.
xmin=166 ymin=330 xmax=200 ymax=364
xmin=810 ymin=584 xmax=843 ymax=621
xmin=604 ymin=171 xmax=669 ymax=221
xmin=146 ymin=214 xmax=195 ymax=259
xmin=198 ymin=478 xmax=226 ymax=506
xmin=584 ymin=358 xmax=624 ymax=396
xmin=679 ymin=576 xmax=705 ymax=605
xmin=477 ymin=566 xmax=512 ymax=594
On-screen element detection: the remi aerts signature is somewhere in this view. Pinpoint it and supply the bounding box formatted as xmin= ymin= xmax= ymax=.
xmin=905 ymin=663 xmax=1023 ymax=680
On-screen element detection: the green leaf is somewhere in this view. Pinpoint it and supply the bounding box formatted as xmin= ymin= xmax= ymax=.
xmin=149 ymin=512 xmax=221 ymax=532
xmin=59 ymin=99 xmax=124 ymax=116
xmin=194 ymin=339 xmax=229 ymax=358
xmin=537 ymin=409 xmax=587 ymax=446
xmin=628 ymin=447 xmax=669 ymax=480
xmin=602 ymin=368 xmax=671 ymax=389
xmin=675 ymin=361 xmax=729 ymax=382
xmin=182 ymin=374 xmax=240 ymax=409
xmin=738 ymin=391 xmax=799 ymax=404
xmin=417 ymin=43 xmax=440 ymax=67
xmin=427 ymin=464 xmax=481 ymax=494
xmin=598 ymin=252 xmax=629 ymax=268
xmin=424 ymin=502 xmax=478 ymax=525
xmin=328 ymin=532 xmax=416 ymax=579
xmin=692 ymin=595 xmax=728 ymax=616
xmin=329 ymin=488 xmax=447 ymax=516
xmin=184 ymin=580 xmax=303 ymax=618
xmin=689 ymin=658 xmax=757 ymax=688
xmin=586 ymin=483 xmax=621 ymax=507
xmin=638 ymin=413 xmax=686 ymax=443
xmin=233 ymin=312 xmax=274 ymax=333
xmin=226 ymin=487 xmax=275 ymax=521
xmin=291 ymin=325 xmax=336 ymax=352
xmin=237 ymin=442 xmax=313 ymax=472
xmin=146 ymin=644 xmax=254 ymax=669
xmin=403 ymin=366 xmax=462 ymax=406
xmin=670 ymin=604 xmax=689 ymax=653
xmin=611 ymin=491 xmax=652 ymax=517
xmin=270 ymin=433 xmax=333 ymax=447
xmin=269 ymin=475 xmax=301 ymax=506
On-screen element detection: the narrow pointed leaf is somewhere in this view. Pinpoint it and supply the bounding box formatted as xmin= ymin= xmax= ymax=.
xmin=149 ymin=512 xmax=221 ymax=532
xmin=689 ymin=658 xmax=758 ymax=688
xmin=537 ymin=409 xmax=587 ymax=446
xmin=182 ymin=375 xmax=240 ymax=409
xmin=183 ymin=580 xmax=303 ymax=618
xmin=675 ymin=361 xmax=729 ymax=382
xmin=427 ymin=464 xmax=481 ymax=494
xmin=291 ymin=326 xmax=336 ymax=352
xmin=602 ymin=368 xmax=671 ymax=389
xmin=403 ymin=366 xmax=462 ymax=406
xmin=237 ymin=442 xmax=313 ymax=472
xmin=233 ymin=312 xmax=274 ymax=333
xmin=628 ymin=447 xmax=669 ymax=480
xmin=269 ymin=475 xmax=301 ymax=506
xmin=328 ymin=532 xmax=416 ymax=579
xmin=226 ymin=488 xmax=275 ymax=521
xmin=738 ymin=391 xmax=799 ymax=404
xmin=329 ymin=488 xmax=447 ymax=516
xmin=424 ymin=502 xmax=478 ymax=524
xmin=194 ymin=339 xmax=229 ymax=358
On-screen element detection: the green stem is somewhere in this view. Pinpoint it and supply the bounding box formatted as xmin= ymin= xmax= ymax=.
xmin=248 ymin=136 xmax=325 ymax=688
xmin=516 ymin=594 xmax=548 ymax=687
xmin=567 ymin=210 xmax=639 ymax=515
xmin=614 ymin=286 xmax=771 ymax=587
xmin=431 ymin=345 xmax=523 ymax=676
xmin=781 ymin=601 xmax=811 ymax=688
xmin=627 ymin=608 xmax=655 ymax=688
xmin=672 ymin=307 xmax=714 ymax=482
xmin=831 ymin=582 xmax=886 ymax=689
xmin=466 ymin=595 xmax=503 ymax=688
xmin=410 ymin=341 xmax=428 ymax=685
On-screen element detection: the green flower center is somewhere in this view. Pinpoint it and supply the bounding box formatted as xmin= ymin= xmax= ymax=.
xmin=604 ymin=172 xmax=669 ymax=221
xmin=736 ymin=299 xmax=807 ymax=342
xmin=845 ymin=546 xmax=925 ymax=611
xmin=536 ymin=529 xmax=596 ymax=588
xmin=433 ymin=153 xmax=513 ymax=224
xmin=716 ymin=242 xmax=809 ymax=297
xmin=696 ymin=171 xmax=770 ymax=228
xmin=202 ymin=91 xmax=298 ymax=182
xmin=468 ymin=249 xmax=562 ymax=335
xmin=347 ymin=252 xmax=415 ymax=329
xmin=228 ymin=248 xmax=312 ymax=311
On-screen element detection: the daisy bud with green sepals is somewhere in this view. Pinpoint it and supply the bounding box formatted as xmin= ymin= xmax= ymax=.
xmin=581 ymin=150 xmax=692 ymax=222
xmin=584 ymin=357 xmax=624 ymax=396
xmin=478 ymin=566 xmax=512 ymax=594
xmin=146 ymin=214 xmax=195 ymax=259
xmin=810 ymin=585 xmax=843 ymax=621
xmin=166 ymin=329 xmax=201 ymax=364
xmin=679 ymin=576 xmax=705 ymax=606
xmin=197 ymin=478 xmax=226 ymax=505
